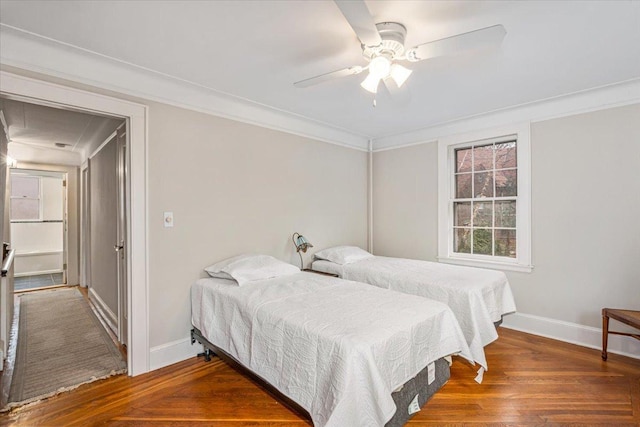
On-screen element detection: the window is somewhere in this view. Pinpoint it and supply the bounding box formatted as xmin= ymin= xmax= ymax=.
xmin=438 ymin=124 xmax=531 ymax=272
xmin=10 ymin=175 xmax=41 ymax=221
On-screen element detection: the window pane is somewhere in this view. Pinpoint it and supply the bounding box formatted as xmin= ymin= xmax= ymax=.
xmin=495 ymin=200 xmax=516 ymax=228
xmin=496 ymin=169 xmax=517 ymax=197
xmin=473 ymin=201 xmax=493 ymax=227
xmin=473 ymin=144 xmax=493 ymax=171
xmin=495 ymin=142 xmax=516 ymax=169
xmin=455 ymin=173 xmax=472 ymax=199
xmin=473 ymin=228 xmax=492 ymax=255
xmin=455 ymin=148 xmax=472 ymax=173
xmin=11 ymin=198 xmax=40 ymax=220
xmin=474 ymin=171 xmax=494 ymax=198
xmin=454 ymin=228 xmax=471 ymax=253
xmin=11 ymin=176 xmax=39 ymax=198
xmin=495 ymin=229 xmax=517 ymax=258
xmin=454 ymin=202 xmax=471 ymax=226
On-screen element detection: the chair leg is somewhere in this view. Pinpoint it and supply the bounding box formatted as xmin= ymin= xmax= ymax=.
xmin=602 ymin=311 xmax=609 ymax=361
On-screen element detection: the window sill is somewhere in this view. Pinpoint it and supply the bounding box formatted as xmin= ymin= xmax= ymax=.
xmin=437 ymin=256 xmax=533 ymax=273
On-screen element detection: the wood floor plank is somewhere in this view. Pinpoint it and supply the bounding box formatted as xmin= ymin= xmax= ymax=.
xmin=1 ymin=328 xmax=638 ymax=426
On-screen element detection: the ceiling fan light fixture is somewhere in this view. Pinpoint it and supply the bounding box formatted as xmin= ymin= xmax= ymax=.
xmin=389 ymin=63 xmax=412 ymax=88
xmin=360 ymin=72 xmax=381 ymax=93
xmin=294 ymin=4 xmax=506 ymax=103
xmin=368 ymin=55 xmax=392 ymax=80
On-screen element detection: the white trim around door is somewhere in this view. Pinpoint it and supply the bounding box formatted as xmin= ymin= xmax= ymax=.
xmin=0 ymin=71 xmax=149 ymax=375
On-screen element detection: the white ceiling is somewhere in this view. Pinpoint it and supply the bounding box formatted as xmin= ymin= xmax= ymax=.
xmin=0 ymin=97 xmax=124 ymax=154
xmin=0 ymin=1 xmax=638 ymax=141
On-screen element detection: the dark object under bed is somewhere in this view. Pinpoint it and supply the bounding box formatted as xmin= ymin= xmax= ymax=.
xmin=191 ymin=327 xmax=450 ymax=427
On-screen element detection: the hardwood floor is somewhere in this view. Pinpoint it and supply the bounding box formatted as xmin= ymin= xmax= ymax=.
xmin=1 ymin=328 xmax=638 ymax=426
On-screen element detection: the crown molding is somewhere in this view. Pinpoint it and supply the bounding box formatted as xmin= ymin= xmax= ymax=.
xmin=3 ymin=24 xmax=638 ymax=155
xmin=0 ymin=24 xmax=370 ymax=152
xmin=373 ymin=78 xmax=640 ymax=151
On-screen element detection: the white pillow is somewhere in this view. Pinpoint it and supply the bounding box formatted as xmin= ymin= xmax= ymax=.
xmin=314 ymin=246 xmax=373 ymax=265
xmin=204 ymin=254 xmax=300 ymax=285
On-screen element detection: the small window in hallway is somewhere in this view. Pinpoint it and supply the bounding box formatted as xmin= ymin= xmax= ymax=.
xmin=10 ymin=175 xmax=41 ymax=221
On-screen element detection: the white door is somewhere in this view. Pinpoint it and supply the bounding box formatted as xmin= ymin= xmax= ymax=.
xmin=116 ymin=126 xmax=128 ymax=345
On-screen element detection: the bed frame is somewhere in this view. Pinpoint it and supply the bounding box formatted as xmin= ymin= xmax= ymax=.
xmin=191 ymin=327 xmax=450 ymax=427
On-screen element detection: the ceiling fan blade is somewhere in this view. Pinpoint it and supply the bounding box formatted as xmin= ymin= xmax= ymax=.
xmin=406 ymin=24 xmax=506 ymax=62
xmin=294 ymin=66 xmax=364 ymax=88
xmin=334 ymin=0 xmax=382 ymax=47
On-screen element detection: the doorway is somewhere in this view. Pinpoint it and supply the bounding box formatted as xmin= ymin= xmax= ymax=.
xmin=9 ymin=169 xmax=67 ymax=292
xmin=1 ymin=93 xmax=128 ymax=345
xmin=1 ymin=70 xmax=149 ymax=375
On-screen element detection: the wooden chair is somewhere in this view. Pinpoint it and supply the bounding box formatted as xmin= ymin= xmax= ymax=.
xmin=601 ymin=308 xmax=640 ymax=360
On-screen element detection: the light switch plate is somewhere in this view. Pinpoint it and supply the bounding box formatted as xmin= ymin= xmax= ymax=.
xmin=163 ymin=211 xmax=174 ymax=228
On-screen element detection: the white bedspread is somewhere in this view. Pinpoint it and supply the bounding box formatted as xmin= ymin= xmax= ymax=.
xmin=312 ymin=257 xmax=517 ymax=371
xmin=192 ymin=273 xmax=472 ymax=427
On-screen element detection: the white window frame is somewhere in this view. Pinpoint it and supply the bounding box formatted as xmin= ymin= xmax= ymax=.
xmin=437 ymin=122 xmax=532 ymax=272
xmin=10 ymin=174 xmax=43 ymax=222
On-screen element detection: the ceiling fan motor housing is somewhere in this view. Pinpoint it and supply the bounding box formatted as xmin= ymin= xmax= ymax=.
xmin=363 ymin=22 xmax=407 ymax=61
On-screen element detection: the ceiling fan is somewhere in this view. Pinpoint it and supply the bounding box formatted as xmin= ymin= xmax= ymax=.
xmin=294 ymin=0 xmax=506 ymax=96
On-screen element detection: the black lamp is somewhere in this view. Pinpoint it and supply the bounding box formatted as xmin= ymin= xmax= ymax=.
xmin=292 ymin=232 xmax=313 ymax=269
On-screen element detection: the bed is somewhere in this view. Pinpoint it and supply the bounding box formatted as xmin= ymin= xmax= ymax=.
xmin=191 ymin=254 xmax=473 ymax=427
xmin=311 ymin=246 xmax=517 ymax=379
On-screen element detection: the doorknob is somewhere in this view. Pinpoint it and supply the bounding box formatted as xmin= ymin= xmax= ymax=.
xmin=114 ymin=242 xmax=124 ymax=252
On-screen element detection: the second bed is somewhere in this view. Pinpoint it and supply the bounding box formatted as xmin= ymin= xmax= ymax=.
xmin=312 ymin=246 xmax=517 ymax=377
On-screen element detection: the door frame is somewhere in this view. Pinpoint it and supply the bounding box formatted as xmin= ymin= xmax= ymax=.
xmin=0 ymin=71 xmax=149 ymax=375
xmin=116 ymin=126 xmax=128 ymax=345
xmin=80 ymin=161 xmax=90 ymax=289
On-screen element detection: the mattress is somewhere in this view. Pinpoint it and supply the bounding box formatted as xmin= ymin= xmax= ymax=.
xmin=191 ymin=273 xmax=472 ymax=427
xmin=312 ymin=257 xmax=517 ymax=373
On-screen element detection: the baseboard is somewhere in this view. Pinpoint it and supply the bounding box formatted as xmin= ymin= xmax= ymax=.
xmin=87 ymin=288 xmax=117 ymax=335
xmin=149 ymin=336 xmax=201 ymax=371
xmin=502 ymin=312 xmax=640 ymax=360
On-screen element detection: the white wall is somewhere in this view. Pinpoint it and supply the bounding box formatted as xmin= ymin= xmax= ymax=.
xmin=12 ymin=223 xmax=62 ymax=252
xmin=373 ymin=142 xmax=438 ymax=260
xmin=373 ymin=103 xmax=640 ymax=356
xmin=511 ymin=105 xmax=640 ymax=326
xmin=147 ymin=101 xmax=369 ymax=350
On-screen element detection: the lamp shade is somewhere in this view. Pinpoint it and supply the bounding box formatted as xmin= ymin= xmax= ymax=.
xmin=389 ymin=63 xmax=412 ymax=88
xmin=369 ymin=55 xmax=391 ymax=80
xmin=293 ymin=232 xmax=313 ymax=253
xmin=360 ymin=72 xmax=381 ymax=93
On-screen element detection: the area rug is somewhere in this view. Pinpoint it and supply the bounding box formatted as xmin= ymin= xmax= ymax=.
xmin=5 ymin=287 xmax=126 ymax=409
